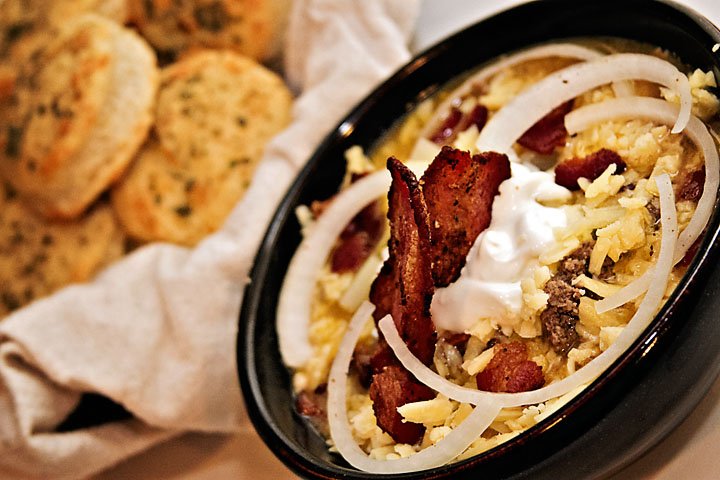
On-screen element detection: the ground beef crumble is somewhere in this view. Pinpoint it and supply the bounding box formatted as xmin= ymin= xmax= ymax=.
xmin=540 ymin=243 xmax=594 ymax=354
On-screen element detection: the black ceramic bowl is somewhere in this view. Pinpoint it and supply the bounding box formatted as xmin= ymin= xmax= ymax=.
xmin=238 ymin=0 xmax=720 ymax=478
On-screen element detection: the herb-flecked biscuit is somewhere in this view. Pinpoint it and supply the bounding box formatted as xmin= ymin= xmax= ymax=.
xmin=1 ymin=2 xmax=51 ymax=106
xmin=128 ymin=0 xmax=289 ymax=62
xmin=0 ymin=14 xmax=159 ymax=219
xmin=0 ymin=0 xmax=50 ymax=59
xmin=0 ymin=182 xmax=125 ymax=319
xmin=112 ymin=50 xmax=292 ymax=245
xmin=47 ymin=0 xmax=129 ymax=26
xmin=0 ymin=0 xmax=129 ymax=99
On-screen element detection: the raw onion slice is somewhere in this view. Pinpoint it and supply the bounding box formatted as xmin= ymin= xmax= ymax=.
xmin=564 ymin=97 xmax=719 ymax=313
xmin=476 ymin=54 xmax=692 ymax=155
xmin=380 ymin=174 xmax=677 ymax=408
xmin=328 ymin=303 xmax=501 ymax=474
xmin=277 ymin=170 xmax=390 ymax=367
xmin=418 ymin=43 xmax=606 ymax=141
xmin=339 ymin=253 xmax=384 ymax=312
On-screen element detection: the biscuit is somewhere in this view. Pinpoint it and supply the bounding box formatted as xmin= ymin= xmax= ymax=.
xmin=48 ymin=0 xmax=130 ymax=26
xmin=0 ymin=181 xmax=125 ymax=319
xmin=0 ymin=0 xmax=129 ymax=83
xmin=0 ymin=1 xmax=48 ymax=72
xmin=0 ymin=14 xmax=159 ymax=219
xmin=128 ymin=0 xmax=290 ymax=62
xmin=112 ymin=50 xmax=292 ymax=245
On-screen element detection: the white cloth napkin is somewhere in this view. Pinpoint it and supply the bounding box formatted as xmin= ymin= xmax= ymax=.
xmin=0 ymin=1 xmax=418 ymax=478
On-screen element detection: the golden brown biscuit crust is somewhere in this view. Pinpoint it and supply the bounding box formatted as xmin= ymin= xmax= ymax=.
xmin=0 ymin=14 xmax=159 ymax=219
xmin=0 ymin=181 xmax=125 ymax=318
xmin=128 ymin=0 xmax=289 ymax=63
xmin=112 ymin=50 xmax=292 ymax=245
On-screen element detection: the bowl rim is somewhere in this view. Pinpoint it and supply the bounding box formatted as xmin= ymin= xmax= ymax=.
xmin=238 ymin=0 xmax=720 ymax=478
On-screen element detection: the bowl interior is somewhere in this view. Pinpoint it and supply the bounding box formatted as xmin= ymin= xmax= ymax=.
xmin=238 ymin=1 xmax=720 ymax=479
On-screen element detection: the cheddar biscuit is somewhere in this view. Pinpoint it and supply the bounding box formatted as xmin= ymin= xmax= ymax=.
xmin=0 ymin=14 xmax=159 ymax=219
xmin=0 ymin=182 xmax=125 ymax=318
xmin=112 ymin=50 xmax=292 ymax=245
xmin=128 ymin=0 xmax=289 ymax=62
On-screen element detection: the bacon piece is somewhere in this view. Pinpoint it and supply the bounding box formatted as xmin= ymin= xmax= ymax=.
xmin=369 ymin=157 xmax=436 ymax=365
xmin=311 ymin=173 xmax=385 ymax=274
xmin=352 ymin=341 xmax=378 ymax=389
xmin=330 ymin=200 xmax=385 ymax=273
xmin=296 ymin=389 xmax=324 ymax=417
xmin=430 ymin=107 xmax=463 ymax=144
xmin=674 ymin=165 xmax=707 ymax=268
xmin=517 ymin=100 xmax=574 ymax=154
xmin=678 ymin=168 xmax=705 ymax=202
xmin=368 ymin=270 xmax=395 ymax=339
xmin=369 ymin=339 xmax=397 ymax=372
xmin=296 ymin=386 xmax=330 ymax=437
xmin=421 ymin=146 xmax=511 ymax=286
xmin=554 ymin=149 xmax=626 ymax=190
xmin=476 ymin=342 xmax=545 ymax=393
xmin=457 ymin=105 xmax=489 ymax=135
xmin=369 ymin=366 xmax=435 ymax=444
xmin=430 ymin=105 xmax=489 ymax=145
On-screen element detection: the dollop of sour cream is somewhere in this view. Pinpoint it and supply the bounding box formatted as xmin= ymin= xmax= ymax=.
xmin=431 ymin=162 xmax=571 ymax=334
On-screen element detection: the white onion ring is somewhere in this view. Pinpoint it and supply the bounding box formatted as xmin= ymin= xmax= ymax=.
xmin=418 ymin=43 xmax=606 ymax=141
xmin=563 ymin=97 xmax=718 ymax=313
xmin=379 ymin=174 xmax=677 ymax=408
xmin=277 ymin=171 xmax=390 ymax=367
xmin=328 ymin=304 xmax=501 ymax=473
xmin=339 ymin=254 xmax=384 ymax=312
xmin=476 ymin=54 xmax=692 ymax=155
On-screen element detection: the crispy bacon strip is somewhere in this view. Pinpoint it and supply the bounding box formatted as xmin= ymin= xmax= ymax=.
xmin=421 ymin=146 xmax=511 ymax=286
xmin=517 ymin=100 xmax=574 ymax=154
xmin=369 ymin=158 xmax=436 ymax=364
xmin=476 ymin=342 xmax=545 ymax=393
xmin=367 ymin=158 xmax=437 ymax=445
xmin=554 ymin=148 xmax=626 ymax=190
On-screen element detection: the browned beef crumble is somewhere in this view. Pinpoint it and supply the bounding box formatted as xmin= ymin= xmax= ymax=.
xmin=541 ymin=243 xmax=593 ymax=354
